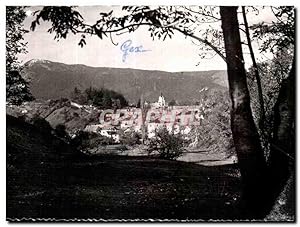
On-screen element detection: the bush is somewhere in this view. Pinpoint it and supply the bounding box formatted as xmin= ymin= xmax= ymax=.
xmin=168 ymin=99 xmax=177 ymax=106
xmin=120 ymin=130 xmax=141 ymax=146
xmin=31 ymin=116 xmax=52 ymax=134
xmin=54 ymin=124 xmax=69 ymax=140
xmin=71 ymin=130 xmax=114 ymax=152
xmin=147 ymin=127 xmax=187 ymax=160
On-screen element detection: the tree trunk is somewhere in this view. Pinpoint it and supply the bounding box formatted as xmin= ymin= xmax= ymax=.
xmin=220 ymin=6 xmax=268 ymax=217
xmin=242 ymin=6 xmax=265 ymax=131
xmin=268 ymin=56 xmax=295 ymax=212
xmin=266 ymin=174 xmax=295 ymax=221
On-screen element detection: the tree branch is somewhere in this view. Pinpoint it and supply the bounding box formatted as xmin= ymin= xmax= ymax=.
xmin=172 ymin=27 xmax=226 ymax=62
xmin=74 ymin=22 xmax=227 ymax=62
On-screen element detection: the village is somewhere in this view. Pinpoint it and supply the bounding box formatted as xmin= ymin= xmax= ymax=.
xmin=81 ymin=93 xmax=205 ymax=143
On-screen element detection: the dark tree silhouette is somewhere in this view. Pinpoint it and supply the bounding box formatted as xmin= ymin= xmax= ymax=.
xmin=220 ymin=7 xmax=269 ymax=217
xmin=242 ymin=7 xmax=265 ymax=131
xmin=6 ymin=6 xmax=34 ymax=104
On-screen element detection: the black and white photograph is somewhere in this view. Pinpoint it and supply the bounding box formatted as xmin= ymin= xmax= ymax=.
xmin=5 ymin=4 xmax=296 ymax=222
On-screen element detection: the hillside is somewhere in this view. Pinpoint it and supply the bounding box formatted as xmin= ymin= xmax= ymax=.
xmin=6 ymin=99 xmax=101 ymax=135
xmin=6 ymin=114 xmax=77 ymax=167
xmin=22 ymin=59 xmax=228 ymax=105
xmin=7 ymin=114 xmax=242 ymax=220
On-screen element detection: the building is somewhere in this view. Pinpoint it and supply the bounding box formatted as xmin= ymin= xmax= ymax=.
xmin=152 ymin=93 xmax=167 ymax=108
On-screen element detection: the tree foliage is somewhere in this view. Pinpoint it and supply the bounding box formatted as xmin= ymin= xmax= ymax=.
xmin=245 ymin=6 xmax=295 ymax=162
xmin=30 ymin=6 xmax=84 ymax=40
xmin=247 ymin=50 xmax=293 ymax=157
xmin=6 ymin=6 xmax=28 ymax=71
xmin=71 ymin=86 xmax=128 ymax=109
xmin=251 ymin=6 xmax=295 ymax=53
xmin=6 ymin=6 xmax=34 ymax=104
xmin=6 ymin=70 xmax=33 ymax=105
xmin=195 ymin=89 xmax=234 ymax=155
xmin=30 ymin=6 xmax=226 ymax=60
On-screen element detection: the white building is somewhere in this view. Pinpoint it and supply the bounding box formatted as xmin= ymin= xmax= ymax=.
xmin=157 ymin=94 xmax=166 ymax=107
xmin=152 ymin=93 xmax=167 ymax=108
xmin=84 ymin=124 xmax=120 ymax=143
xmin=98 ymin=128 xmax=120 ymax=143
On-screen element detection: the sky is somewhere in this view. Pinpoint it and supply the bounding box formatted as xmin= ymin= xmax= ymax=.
xmin=19 ymin=6 xmax=276 ymax=72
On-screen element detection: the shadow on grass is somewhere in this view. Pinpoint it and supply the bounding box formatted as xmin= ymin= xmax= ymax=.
xmin=7 ymin=115 xmax=243 ymax=221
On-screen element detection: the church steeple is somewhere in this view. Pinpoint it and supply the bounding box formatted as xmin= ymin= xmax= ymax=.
xmin=157 ymin=92 xmax=166 ymax=107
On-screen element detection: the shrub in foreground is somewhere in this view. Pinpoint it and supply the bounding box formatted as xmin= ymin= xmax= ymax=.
xmin=71 ymin=130 xmax=114 ymax=153
xmin=147 ymin=127 xmax=187 ymax=160
xmin=119 ymin=130 xmax=142 ymax=146
xmin=31 ymin=115 xmax=52 ymax=135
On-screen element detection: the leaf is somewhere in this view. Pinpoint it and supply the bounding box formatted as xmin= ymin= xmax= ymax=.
xmin=94 ymin=27 xmax=103 ymax=39
xmin=132 ymin=13 xmax=142 ymax=22
xmin=100 ymin=12 xmax=108 ymax=17
xmin=30 ymin=21 xmax=36 ymax=31
xmin=163 ymin=33 xmax=167 ymax=41
xmin=120 ymin=17 xmax=126 ymax=28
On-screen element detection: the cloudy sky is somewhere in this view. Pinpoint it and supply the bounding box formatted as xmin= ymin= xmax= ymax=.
xmin=19 ymin=6 xmax=275 ymax=72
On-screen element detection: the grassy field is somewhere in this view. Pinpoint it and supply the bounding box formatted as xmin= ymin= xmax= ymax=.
xmin=7 ymin=115 xmax=242 ymax=221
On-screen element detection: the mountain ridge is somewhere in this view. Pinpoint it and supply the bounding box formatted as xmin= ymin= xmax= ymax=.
xmin=22 ymin=59 xmax=228 ymax=105
xmin=24 ymin=58 xmax=227 ymax=74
